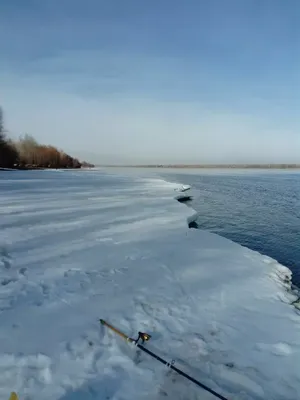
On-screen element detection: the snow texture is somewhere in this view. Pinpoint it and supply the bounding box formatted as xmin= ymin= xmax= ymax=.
xmin=0 ymin=169 xmax=299 ymax=400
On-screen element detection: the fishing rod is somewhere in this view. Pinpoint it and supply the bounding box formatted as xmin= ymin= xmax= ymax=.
xmin=100 ymin=319 xmax=229 ymax=400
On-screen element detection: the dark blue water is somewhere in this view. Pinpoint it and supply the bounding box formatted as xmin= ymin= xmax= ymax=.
xmin=160 ymin=170 xmax=300 ymax=286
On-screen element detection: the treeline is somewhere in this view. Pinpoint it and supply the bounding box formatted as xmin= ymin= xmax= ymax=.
xmin=0 ymin=107 xmax=94 ymax=169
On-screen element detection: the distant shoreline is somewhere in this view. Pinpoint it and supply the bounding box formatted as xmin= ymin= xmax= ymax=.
xmin=101 ymin=164 xmax=300 ymax=169
xmin=0 ymin=166 xmax=93 ymax=171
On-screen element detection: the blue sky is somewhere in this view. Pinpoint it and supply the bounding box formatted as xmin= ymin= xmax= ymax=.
xmin=1 ymin=0 xmax=299 ymax=164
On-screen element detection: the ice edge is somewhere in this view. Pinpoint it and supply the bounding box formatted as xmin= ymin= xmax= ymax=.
xmin=173 ymin=181 xmax=300 ymax=306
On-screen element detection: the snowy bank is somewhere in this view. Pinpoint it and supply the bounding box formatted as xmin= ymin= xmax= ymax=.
xmin=0 ymin=170 xmax=299 ymax=400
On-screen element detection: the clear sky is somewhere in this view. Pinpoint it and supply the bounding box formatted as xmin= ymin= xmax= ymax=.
xmin=1 ymin=0 xmax=299 ymax=164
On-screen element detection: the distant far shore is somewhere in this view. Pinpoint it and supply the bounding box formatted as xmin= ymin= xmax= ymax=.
xmin=103 ymin=164 xmax=300 ymax=169
xmin=0 ymin=165 xmax=94 ymax=171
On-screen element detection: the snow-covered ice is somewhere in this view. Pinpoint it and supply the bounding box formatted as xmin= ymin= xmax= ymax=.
xmin=0 ymin=169 xmax=299 ymax=400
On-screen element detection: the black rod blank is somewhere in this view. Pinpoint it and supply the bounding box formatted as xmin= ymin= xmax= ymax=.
xmin=137 ymin=344 xmax=229 ymax=400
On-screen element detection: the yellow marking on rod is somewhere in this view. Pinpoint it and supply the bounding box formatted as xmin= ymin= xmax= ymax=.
xmin=100 ymin=319 xmax=134 ymax=343
xmin=9 ymin=393 xmax=18 ymax=400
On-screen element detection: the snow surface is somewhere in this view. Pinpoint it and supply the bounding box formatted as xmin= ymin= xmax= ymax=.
xmin=0 ymin=169 xmax=299 ymax=400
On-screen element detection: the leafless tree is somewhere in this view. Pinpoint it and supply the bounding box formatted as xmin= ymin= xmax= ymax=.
xmin=0 ymin=107 xmax=19 ymax=168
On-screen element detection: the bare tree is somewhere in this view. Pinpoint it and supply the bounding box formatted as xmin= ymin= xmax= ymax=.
xmin=16 ymin=134 xmax=39 ymax=165
xmin=0 ymin=107 xmax=3 ymax=137
xmin=0 ymin=107 xmax=19 ymax=168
